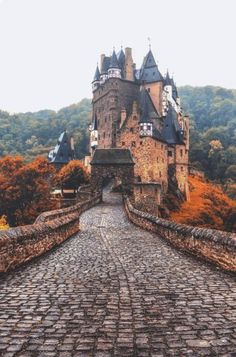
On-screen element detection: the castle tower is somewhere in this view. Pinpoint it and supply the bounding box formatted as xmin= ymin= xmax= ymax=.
xmin=124 ymin=47 xmax=134 ymax=81
xmin=139 ymin=89 xmax=153 ymax=137
xmin=140 ymin=50 xmax=164 ymax=115
xmin=108 ymin=50 xmax=121 ymax=79
xmin=90 ymin=113 xmax=98 ymax=153
xmin=92 ymin=65 xmax=100 ymax=92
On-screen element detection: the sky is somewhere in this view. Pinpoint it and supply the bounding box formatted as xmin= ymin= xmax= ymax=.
xmin=0 ymin=0 xmax=235 ymax=113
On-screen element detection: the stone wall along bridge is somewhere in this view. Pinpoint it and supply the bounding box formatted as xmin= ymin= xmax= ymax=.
xmin=0 ymin=188 xmax=236 ymax=357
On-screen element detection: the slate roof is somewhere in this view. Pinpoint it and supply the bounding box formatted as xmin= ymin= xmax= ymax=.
xmin=139 ymin=50 xmax=164 ymax=83
xmin=91 ymin=149 xmax=134 ymax=165
xmin=91 ymin=113 xmax=98 ymax=131
xmin=101 ymin=56 xmax=111 ymax=74
xmin=164 ymin=71 xmax=172 ymax=86
xmin=109 ymin=50 xmax=119 ymax=69
xmin=93 ymin=65 xmax=100 ymax=82
xmin=117 ymin=48 xmax=125 ymax=69
xmin=48 ymin=131 xmax=74 ymax=164
xmin=139 ymin=89 xmax=160 ymax=123
xmin=161 ymin=104 xmax=184 ymax=145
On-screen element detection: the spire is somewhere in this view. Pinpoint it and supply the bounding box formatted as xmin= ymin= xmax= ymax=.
xmin=91 ymin=113 xmax=98 ymax=131
xmin=140 ymin=49 xmax=163 ymax=83
xmin=48 ymin=131 xmax=75 ymax=164
xmin=93 ymin=64 xmax=100 ymax=82
xmin=109 ymin=49 xmax=119 ymax=69
xmin=117 ymin=47 xmax=125 ymax=67
xmin=161 ymin=104 xmax=183 ymax=144
xmin=170 ymin=76 xmax=178 ymax=100
xmin=165 ymin=70 xmax=172 ymax=86
xmin=139 ymin=89 xmax=152 ymax=123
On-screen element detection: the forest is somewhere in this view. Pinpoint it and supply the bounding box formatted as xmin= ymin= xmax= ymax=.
xmin=0 ymin=86 xmax=235 ymax=198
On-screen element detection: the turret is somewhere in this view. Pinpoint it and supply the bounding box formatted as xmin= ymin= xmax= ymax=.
xmin=92 ymin=65 xmax=100 ymax=92
xmin=108 ymin=50 xmax=121 ymax=79
xmin=100 ymin=54 xmax=110 ymax=84
xmin=139 ymin=89 xmax=153 ymax=137
xmin=90 ymin=114 xmax=98 ymax=152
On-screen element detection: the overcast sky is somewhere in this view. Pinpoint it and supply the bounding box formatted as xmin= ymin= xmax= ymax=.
xmin=0 ymin=0 xmax=235 ymax=113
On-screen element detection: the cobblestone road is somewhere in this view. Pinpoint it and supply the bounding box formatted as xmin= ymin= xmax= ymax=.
xmin=0 ymin=190 xmax=236 ymax=357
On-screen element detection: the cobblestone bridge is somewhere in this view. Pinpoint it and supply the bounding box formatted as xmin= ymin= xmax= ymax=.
xmin=0 ymin=190 xmax=236 ymax=357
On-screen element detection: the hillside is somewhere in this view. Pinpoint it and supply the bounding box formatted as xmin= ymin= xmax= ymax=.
xmin=170 ymin=175 xmax=236 ymax=232
xmin=0 ymin=86 xmax=236 ymax=197
xmin=0 ymin=99 xmax=91 ymax=161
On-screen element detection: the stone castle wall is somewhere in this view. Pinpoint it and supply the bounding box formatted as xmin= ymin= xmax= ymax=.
xmin=118 ymin=113 xmax=168 ymax=190
xmin=124 ymin=196 xmax=236 ymax=272
xmin=0 ymin=194 xmax=102 ymax=273
xmin=93 ymin=78 xmax=139 ymax=148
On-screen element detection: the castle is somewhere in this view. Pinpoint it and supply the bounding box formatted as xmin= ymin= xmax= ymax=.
xmin=90 ymin=46 xmax=190 ymax=205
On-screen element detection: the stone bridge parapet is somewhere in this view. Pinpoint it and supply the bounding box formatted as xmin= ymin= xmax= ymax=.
xmin=0 ymin=193 xmax=102 ymax=273
xmin=124 ymin=196 xmax=236 ymax=272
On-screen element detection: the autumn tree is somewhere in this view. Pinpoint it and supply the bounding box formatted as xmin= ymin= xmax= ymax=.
xmin=55 ymin=160 xmax=89 ymax=191
xmin=0 ymin=156 xmax=56 ymax=226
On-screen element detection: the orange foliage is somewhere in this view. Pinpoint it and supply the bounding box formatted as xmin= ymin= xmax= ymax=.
xmin=55 ymin=160 xmax=89 ymax=190
xmin=0 ymin=156 xmax=56 ymax=227
xmin=170 ymin=175 xmax=236 ymax=232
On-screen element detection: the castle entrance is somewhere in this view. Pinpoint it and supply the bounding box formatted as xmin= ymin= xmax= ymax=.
xmin=90 ymin=149 xmax=135 ymax=195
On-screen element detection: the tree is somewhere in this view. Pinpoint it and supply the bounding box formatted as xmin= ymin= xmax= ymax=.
xmin=55 ymin=160 xmax=89 ymax=191
xmin=0 ymin=156 xmax=56 ymax=226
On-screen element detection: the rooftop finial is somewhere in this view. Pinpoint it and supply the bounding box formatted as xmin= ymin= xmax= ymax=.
xmin=148 ymin=37 xmax=151 ymax=50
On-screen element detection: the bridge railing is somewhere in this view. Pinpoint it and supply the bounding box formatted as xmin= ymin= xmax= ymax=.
xmin=124 ymin=196 xmax=236 ymax=272
xmin=0 ymin=193 xmax=102 ymax=273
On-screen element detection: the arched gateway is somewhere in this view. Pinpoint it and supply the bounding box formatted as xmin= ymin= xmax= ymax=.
xmin=90 ymin=149 xmax=135 ymax=193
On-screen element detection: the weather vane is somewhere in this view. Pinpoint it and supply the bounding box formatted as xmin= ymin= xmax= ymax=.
xmin=148 ymin=37 xmax=151 ymax=50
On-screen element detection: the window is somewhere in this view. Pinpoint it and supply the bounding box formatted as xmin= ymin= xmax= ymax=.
xmin=130 ymin=128 xmax=134 ymax=133
xmin=168 ymin=151 xmax=172 ymax=157
xmin=140 ymin=141 xmax=143 ymax=145
xmin=157 ymin=157 xmax=159 ymax=162
xmin=161 ymin=145 xmax=163 ymax=149
xmin=103 ymin=132 xmax=105 ymax=139
xmin=105 ymin=117 xmax=107 ymax=123
xmin=181 ymin=166 xmax=184 ymax=172
xmin=122 ymin=142 xmax=125 ymax=146
xmin=180 ymin=149 xmax=183 ymax=157
xmin=162 ymin=158 xmax=164 ymax=163
xmin=159 ymin=171 xmax=162 ymax=178
xmin=132 ymin=141 xmax=136 ymax=147
xmin=147 ymin=88 xmax=150 ymax=93
xmin=140 ymin=187 xmax=143 ymax=194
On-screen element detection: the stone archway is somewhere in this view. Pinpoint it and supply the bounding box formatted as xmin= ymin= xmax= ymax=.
xmin=90 ymin=149 xmax=135 ymax=194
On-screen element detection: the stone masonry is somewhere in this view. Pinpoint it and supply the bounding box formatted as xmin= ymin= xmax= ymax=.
xmin=0 ymin=189 xmax=236 ymax=356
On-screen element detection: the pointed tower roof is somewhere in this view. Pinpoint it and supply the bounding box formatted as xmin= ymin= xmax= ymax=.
xmin=91 ymin=113 xmax=98 ymax=131
xmin=139 ymin=89 xmax=159 ymax=123
xmin=109 ymin=49 xmax=119 ymax=69
xmin=93 ymin=65 xmax=100 ymax=82
xmin=101 ymin=56 xmax=111 ymax=74
xmin=164 ymin=70 xmax=172 ymax=86
xmin=48 ymin=131 xmax=74 ymax=164
xmin=117 ymin=48 xmax=125 ymax=76
xmin=140 ymin=50 xmax=163 ymax=83
xmin=117 ymin=48 xmax=125 ymax=67
xmin=161 ymin=104 xmax=184 ymax=145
